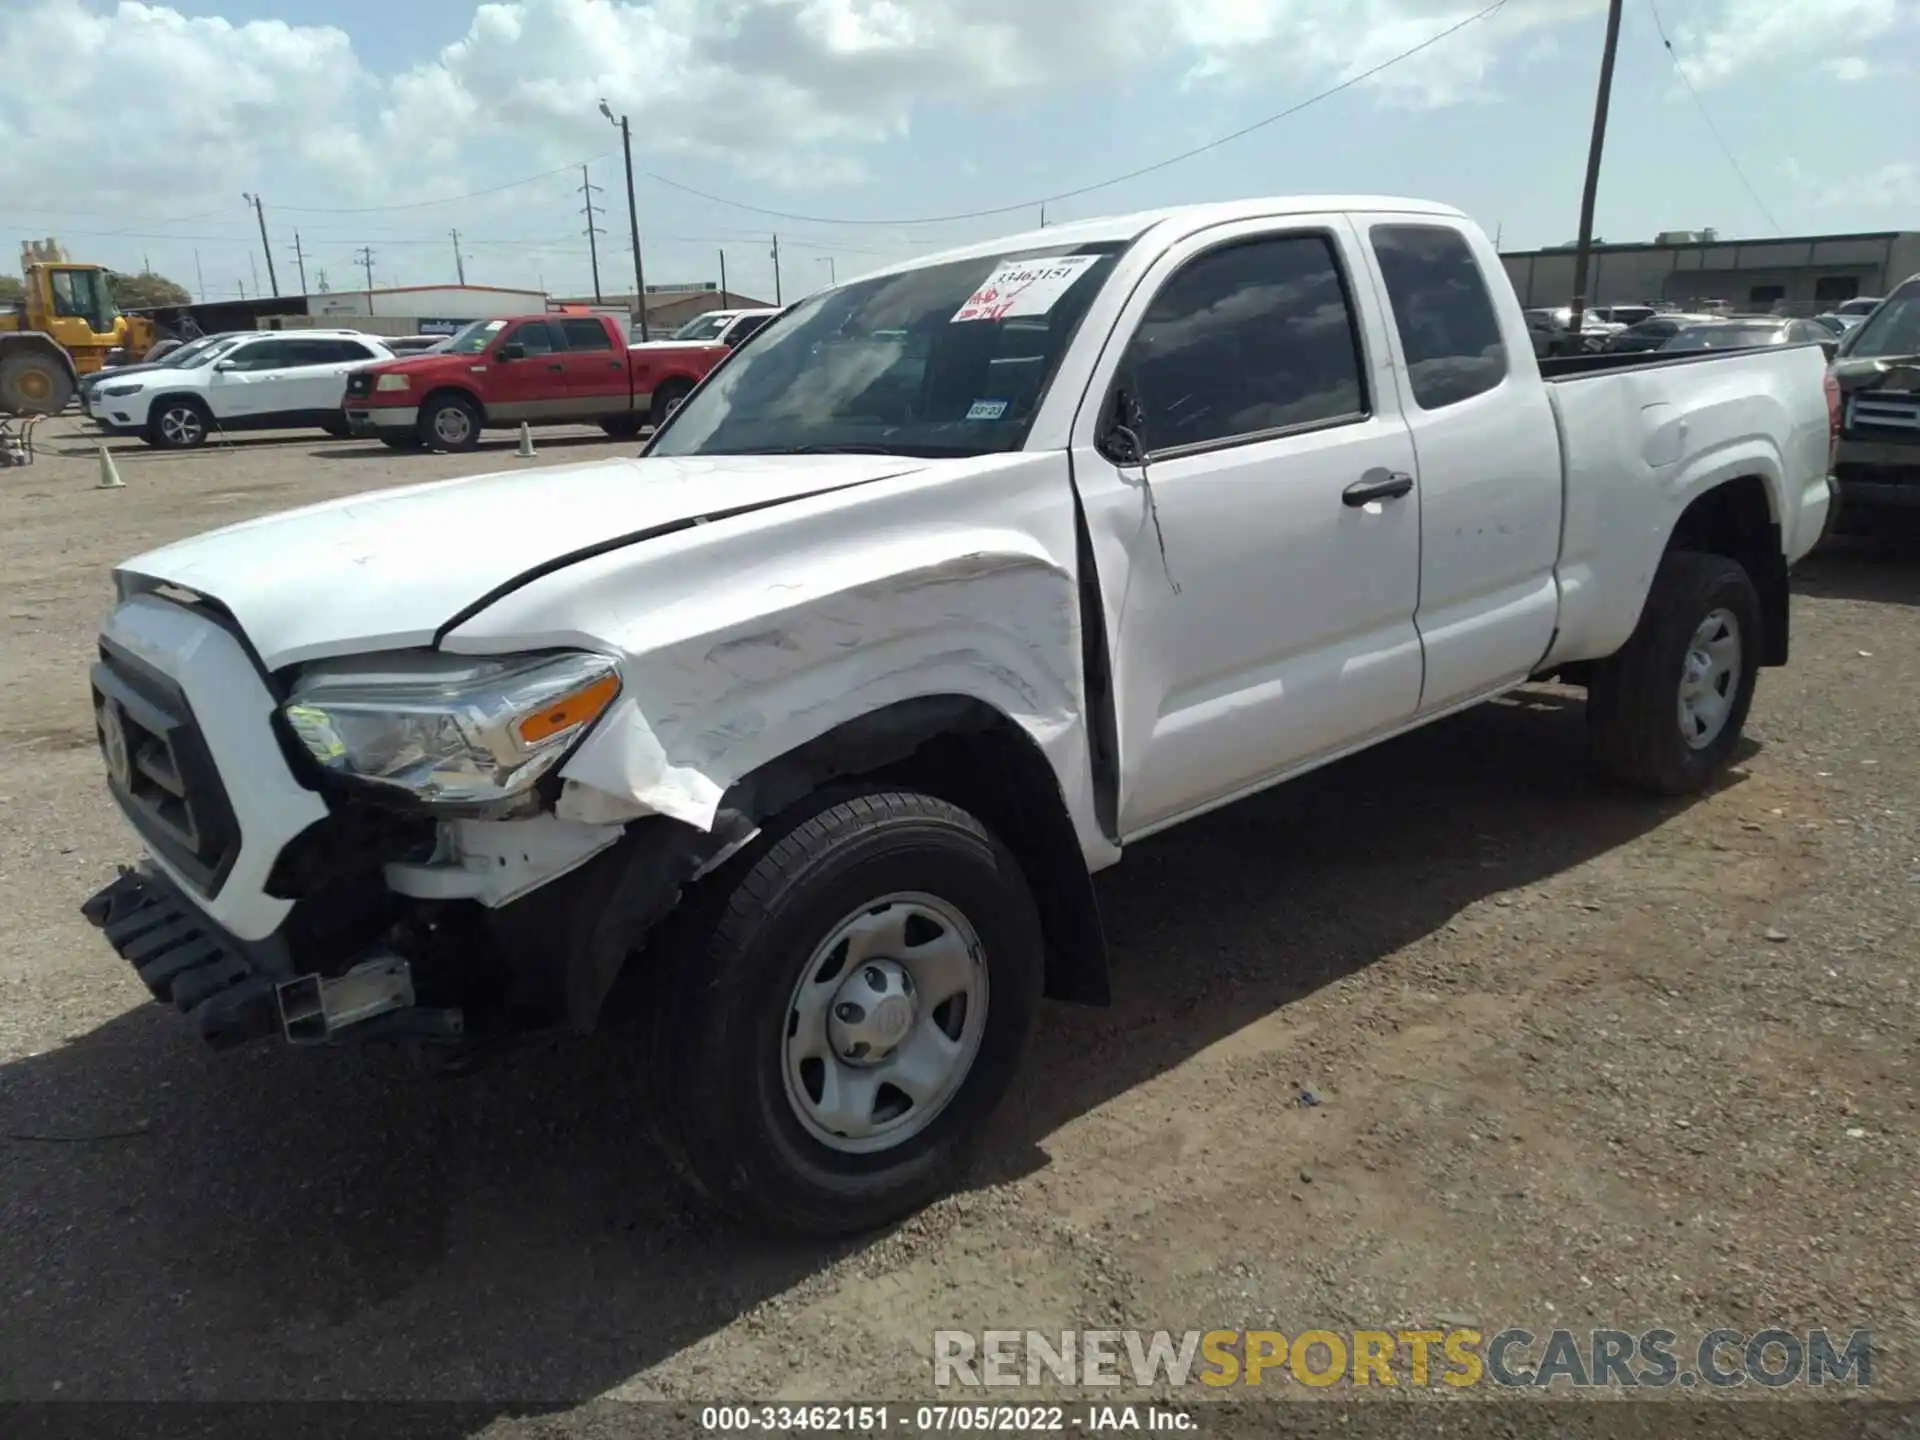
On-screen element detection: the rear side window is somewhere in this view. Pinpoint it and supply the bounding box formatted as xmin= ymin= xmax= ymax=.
xmin=1369 ymin=224 xmax=1508 ymax=410
xmin=1116 ymin=232 xmax=1367 ymax=454
xmin=560 ymin=318 xmax=613 ymax=350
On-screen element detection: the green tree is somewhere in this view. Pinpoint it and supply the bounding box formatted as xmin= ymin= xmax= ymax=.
xmin=0 ymin=275 xmax=23 ymax=306
xmin=107 ymin=271 xmax=191 ymax=310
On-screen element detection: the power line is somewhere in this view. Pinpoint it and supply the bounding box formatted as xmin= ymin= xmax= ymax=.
xmin=1644 ymin=0 xmax=1784 ymax=234
xmin=271 ymin=156 xmax=613 ymax=215
xmin=641 ymin=0 xmax=1512 ymax=229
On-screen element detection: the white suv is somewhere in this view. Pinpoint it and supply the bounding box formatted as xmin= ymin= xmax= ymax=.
xmin=89 ymin=330 xmax=396 ymax=449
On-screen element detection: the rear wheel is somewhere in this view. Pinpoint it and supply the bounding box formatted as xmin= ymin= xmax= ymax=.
xmin=600 ymin=414 xmax=646 ymax=439
xmin=648 ymin=378 xmax=693 ymax=429
xmin=0 ymin=351 xmax=74 ymax=415
xmin=1587 ymin=550 xmax=1762 ymax=795
xmin=418 ymin=392 xmax=481 ymax=452
xmin=647 ymin=788 xmax=1044 ymax=1237
xmin=146 ymin=397 xmax=211 ymax=449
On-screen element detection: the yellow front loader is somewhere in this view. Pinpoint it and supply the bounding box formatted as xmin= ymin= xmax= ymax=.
xmin=0 ymin=239 xmax=158 ymax=413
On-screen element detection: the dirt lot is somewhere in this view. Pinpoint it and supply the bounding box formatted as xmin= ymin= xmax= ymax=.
xmin=1 ymin=415 xmax=1915 ymax=1423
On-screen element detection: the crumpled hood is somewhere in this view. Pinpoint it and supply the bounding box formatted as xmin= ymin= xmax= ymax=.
xmin=117 ymin=453 xmax=926 ymax=670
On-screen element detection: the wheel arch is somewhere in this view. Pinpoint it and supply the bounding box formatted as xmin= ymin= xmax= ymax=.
xmin=417 ymin=384 xmax=486 ymax=425
xmin=1663 ymin=473 xmax=1787 ymax=666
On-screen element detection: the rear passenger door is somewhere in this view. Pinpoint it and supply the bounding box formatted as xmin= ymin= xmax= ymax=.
xmin=283 ymin=338 xmax=385 ymax=413
xmin=1363 ymin=219 xmax=1564 ymax=715
xmin=1069 ymin=216 xmax=1425 ymax=837
xmin=554 ymin=317 xmax=630 ymax=416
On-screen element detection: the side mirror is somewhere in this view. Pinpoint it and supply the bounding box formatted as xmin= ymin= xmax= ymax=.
xmin=496 ymin=342 xmax=525 ymax=362
xmin=1098 ymin=387 xmax=1147 ymax=463
xmin=214 ymin=360 xmax=238 ymax=372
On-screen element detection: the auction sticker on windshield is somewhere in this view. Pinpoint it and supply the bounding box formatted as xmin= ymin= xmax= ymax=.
xmin=952 ymin=255 xmax=1102 ymax=323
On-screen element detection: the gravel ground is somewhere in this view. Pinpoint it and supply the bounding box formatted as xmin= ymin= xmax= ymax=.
xmin=0 ymin=417 xmax=1914 ymax=1427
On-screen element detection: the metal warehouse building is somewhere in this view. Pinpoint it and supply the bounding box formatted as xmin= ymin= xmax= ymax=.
xmin=1501 ymin=230 xmax=1920 ymax=313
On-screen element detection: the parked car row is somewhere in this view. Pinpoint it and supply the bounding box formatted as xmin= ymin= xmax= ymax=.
xmin=78 ymin=308 xmax=772 ymax=450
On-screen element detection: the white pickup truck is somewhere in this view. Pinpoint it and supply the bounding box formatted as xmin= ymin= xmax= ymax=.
xmin=81 ymin=196 xmax=1834 ymax=1237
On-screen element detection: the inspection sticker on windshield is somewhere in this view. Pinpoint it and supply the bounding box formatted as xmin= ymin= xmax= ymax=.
xmin=966 ymin=399 xmax=1009 ymax=421
xmin=951 ymin=255 xmax=1101 ymax=323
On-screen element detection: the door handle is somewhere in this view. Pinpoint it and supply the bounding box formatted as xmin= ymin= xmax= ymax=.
xmin=546 ymin=363 xmax=564 ymax=372
xmin=1343 ymin=469 xmax=1414 ymax=506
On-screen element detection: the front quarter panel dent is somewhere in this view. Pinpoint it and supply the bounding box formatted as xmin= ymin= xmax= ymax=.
xmin=552 ymin=548 xmax=1085 ymax=835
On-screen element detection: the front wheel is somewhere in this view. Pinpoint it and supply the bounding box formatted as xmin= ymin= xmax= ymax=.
xmin=147 ymin=397 xmax=211 ymax=449
xmin=418 ymin=393 xmax=482 ymax=452
xmin=648 ymin=788 xmax=1045 ymax=1237
xmin=1587 ymin=550 xmax=1763 ymax=795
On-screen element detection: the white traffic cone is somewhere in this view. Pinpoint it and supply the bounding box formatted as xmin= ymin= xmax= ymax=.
xmin=96 ymin=445 xmax=125 ymax=489
xmin=516 ymin=423 xmax=535 ymax=458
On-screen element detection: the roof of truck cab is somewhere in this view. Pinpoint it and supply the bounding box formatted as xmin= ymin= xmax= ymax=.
xmin=856 ymin=195 xmax=1467 ymax=280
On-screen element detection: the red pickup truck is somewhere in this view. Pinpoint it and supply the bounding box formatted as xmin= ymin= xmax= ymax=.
xmin=341 ymin=312 xmax=740 ymax=451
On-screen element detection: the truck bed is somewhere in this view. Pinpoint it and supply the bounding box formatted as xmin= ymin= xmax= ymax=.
xmin=1537 ymin=341 xmax=1829 ymax=383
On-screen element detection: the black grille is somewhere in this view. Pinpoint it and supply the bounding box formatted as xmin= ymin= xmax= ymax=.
xmin=345 ymin=372 xmax=373 ymax=397
xmin=91 ymin=638 xmax=242 ymax=897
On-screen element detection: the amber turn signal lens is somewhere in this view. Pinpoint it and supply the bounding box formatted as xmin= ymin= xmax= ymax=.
xmin=514 ymin=672 xmax=620 ymax=746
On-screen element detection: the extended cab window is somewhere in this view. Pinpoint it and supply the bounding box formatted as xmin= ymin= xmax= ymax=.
xmin=1369 ymin=224 xmax=1508 ymax=410
xmin=1115 ymin=233 xmax=1366 ymax=454
xmin=560 ymin=318 xmax=613 ymax=350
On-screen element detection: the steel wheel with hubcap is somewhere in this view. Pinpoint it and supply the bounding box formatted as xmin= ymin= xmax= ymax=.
xmin=646 ymin=787 xmax=1044 ymax=1237
xmin=783 ymin=892 xmax=989 ymax=1155
xmin=1588 ymin=550 xmax=1762 ymax=794
xmin=420 ymin=394 xmax=481 ymax=452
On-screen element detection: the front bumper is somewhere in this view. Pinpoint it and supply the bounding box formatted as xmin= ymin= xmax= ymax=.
xmin=1832 ymin=436 xmax=1920 ymax=509
xmin=344 ymin=404 xmax=419 ymax=437
xmin=82 ymin=865 xmax=287 ymax=1048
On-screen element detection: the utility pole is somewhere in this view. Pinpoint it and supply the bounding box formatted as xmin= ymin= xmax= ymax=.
xmin=451 ymin=229 xmax=466 ymax=285
xmin=314 ymin=267 xmax=330 ymax=293
xmin=718 ymin=249 xmax=729 ymax=307
xmin=238 ymin=278 xmax=247 ymax=300
xmin=354 ymin=246 xmax=375 ymax=293
xmin=289 ymin=232 xmax=309 ymax=295
xmin=248 ymin=252 xmax=260 ymax=296
xmin=579 ymin=164 xmax=606 ymax=304
xmin=241 ymin=192 xmax=279 ymax=297
xmin=1040 ymin=203 xmax=1047 ymax=228
xmin=771 ymin=234 xmax=782 ymax=306
xmin=599 ymin=102 xmax=653 ymax=340
xmin=818 ymin=256 xmax=836 ymax=285
xmin=193 ymin=249 xmax=206 ymax=302
xmin=1568 ymin=0 xmax=1624 ymax=335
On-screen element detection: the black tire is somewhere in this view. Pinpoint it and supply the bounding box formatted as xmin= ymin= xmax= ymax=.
xmin=379 ymin=435 xmax=424 ymax=451
xmin=0 ymin=351 xmax=75 ymax=415
xmin=600 ymin=413 xmax=646 ymax=439
xmin=648 ymin=377 xmax=693 ymax=429
xmin=1587 ymin=550 xmax=1763 ymax=795
xmin=320 ymin=415 xmax=351 ymax=438
xmin=647 ymin=787 xmax=1045 ymax=1237
xmin=146 ymin=395 xmax=212 ymax=450
xmin=418 ymin=391 xmax=482 ymax=452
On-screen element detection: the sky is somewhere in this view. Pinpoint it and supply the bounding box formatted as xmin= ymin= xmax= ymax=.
xmin=2 ymin=0 xmax=1916 ymax=308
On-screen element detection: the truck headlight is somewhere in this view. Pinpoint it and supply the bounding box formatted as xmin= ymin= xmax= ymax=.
xmin=282 ymin=651 xmax=621 ymax=806
xmin=375 ymin=373 xmax=412 ymax=392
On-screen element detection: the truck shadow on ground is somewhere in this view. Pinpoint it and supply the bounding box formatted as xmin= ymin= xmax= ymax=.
xmin=0 ymin=688 xmax=1741 ymax=1417
xmin=306 ymin=433 xmax=639 ymax=462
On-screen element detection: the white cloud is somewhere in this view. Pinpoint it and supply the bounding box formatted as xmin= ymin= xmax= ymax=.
xmin=1822 ymin=56 xmax=1873 ymax=81
xmin=1812 ymin=161 xmax=1920 ymax=211
xmin=0 ymin=0 xmax=1909 ymax=298
xmin=1666 ymin=0 xmax=1905 ymax=89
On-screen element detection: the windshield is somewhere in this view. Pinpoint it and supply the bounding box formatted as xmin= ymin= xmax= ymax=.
xmin=177 ymin=336 xmax=246 ymax=369
xmin=670 ymin=312 xmax=730 ymax=342
xmin=50 ymin=267 xmax=121 ymax=332
xmin=1661 ymin=323 xmax=1784 ymax=352
xmin=1841 ymin=283 xmax=1920 ymax=359
xmin=445 ymin=318 xmax=508 ymax=355
xmin=649 ymin=243 xmax=1126 ymax=459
